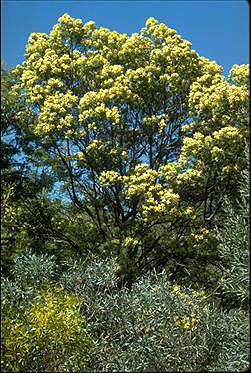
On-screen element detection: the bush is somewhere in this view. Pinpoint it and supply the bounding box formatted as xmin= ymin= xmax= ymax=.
xmin=2 ymin=251 xmax=249 ymax=372
xmin=10 ymin=250 xmax=59 ymax=287
xmin=217 ymin=170 xmax=250 ymax=311
xmin=1 ymin=285 xmax=95 ymax=372
xmin=60 ymin=258 xmax=250 ymax=372
xmin=1 ymin=253 xmax=95 ymax=372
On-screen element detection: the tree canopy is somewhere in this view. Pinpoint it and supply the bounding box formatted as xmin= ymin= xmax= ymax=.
xmin=11 ymin=14 xmax=249 ymax=278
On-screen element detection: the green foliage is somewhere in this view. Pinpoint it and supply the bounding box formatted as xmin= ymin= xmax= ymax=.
xmin=217 ymin=170 xmax=250 ymax=311
xmin=1 ymin=63 xmax=62 ymax=275
xmin=1 ymin=281 xmax=95 ymax=372
xmin=47 ymin=202 xmax=104 ymax=259
xmin=1 ymin=62 xmax=38 ymax=184
xmin=1 ymin=179 xmax=96 ymax=276
xmin=59 ymin=256 xmax=118 ymax=296
xmin=1 ymin=186 xmax=55 ymax=275
xmin=60 ymin=257 xmax=249 ymax=372
xmin=10 ymin=251 xmax=59 ymax=288
xmin=1 ymin=251 xmax=249 ymax=371
xmin=1 ymin=253 xmax=96 ymax=372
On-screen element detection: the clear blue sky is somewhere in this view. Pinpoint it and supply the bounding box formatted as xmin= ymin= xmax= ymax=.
xmin=1 ymin=0 xmax=249 ymax=76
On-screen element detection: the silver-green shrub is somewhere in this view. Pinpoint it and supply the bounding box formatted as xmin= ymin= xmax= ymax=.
xmin=217 ymin=170 xmax=250 ymax=310
xmin=1 ymin=249 xmax=249 ymax=372
xmin=60 ymin=258 xmax=249 ymax=372
xmin=11 ymin=250 xmax=59 ymax=288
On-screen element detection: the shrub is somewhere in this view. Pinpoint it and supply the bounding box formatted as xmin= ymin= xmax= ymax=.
xmin=60 ymin=258 xmax=250 ymax=372
xmin=2 ymin=251 xmax=249 ymax=372
xmin=10 ymin=250 xmax=59 ymax=287
xmin=1 ymin=253 xmax=95 ymax=372
xmin=217 ymin=170 xmax=250 ymax=311
xmin=1 ymin=284 xmax=95 ymax=372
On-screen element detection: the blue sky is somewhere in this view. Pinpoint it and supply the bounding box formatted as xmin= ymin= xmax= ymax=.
xmin=1 ymin=0 xmax=249 ymax=76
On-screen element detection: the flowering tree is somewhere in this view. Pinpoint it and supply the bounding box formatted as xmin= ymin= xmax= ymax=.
xmin=12 ymin=14 xmax=249 ymax=278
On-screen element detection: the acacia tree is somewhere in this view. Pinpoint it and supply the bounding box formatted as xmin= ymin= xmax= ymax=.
xmin=12 ymin=14 xmax=249 ymax=281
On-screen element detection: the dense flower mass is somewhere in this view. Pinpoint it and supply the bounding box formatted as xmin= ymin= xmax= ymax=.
xmin=100 ymin=163 xmax=180 ymax=220
xmin=11 ymin=13 xmax=249 ymax=259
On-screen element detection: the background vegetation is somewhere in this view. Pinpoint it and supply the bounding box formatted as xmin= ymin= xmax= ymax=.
xmin=1 ymin=14 xmax=249 ymax=372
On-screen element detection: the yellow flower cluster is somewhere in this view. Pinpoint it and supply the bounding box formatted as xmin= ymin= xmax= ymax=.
xmin=189 ymin=60 xmax=249 ymax=136
xmin=160 ymin=162 xmax=179 ymax=175
xmin=198 ymin=56 xmax=223 ymax=75
xmin=142 ymin=187 xmax=180 ymax=218
xmin=229 ymin=64 xmax=249 ymax=87
xmin=20 ymin=68 xmax=39 ymax=88
xmin=191 ymin=227 xmax=209 ymax=242
xmin=101 ymin=64 xmax=124 ymax=77
xmin=183 ymin=206 xmax=195 ymax=217
xmin=212 ymin=126 xmax=242 ymax=141
xmin=125 ymin=67 xmax=152 ymax=90
xmin=118 ymin=32 xmax=151 ymax=67
xmin=99 ymin=170 xmax=121 ymax=185
xmin=35 ymin=91 xmax=77 ymax=134
xmin=189 ymin=76 xmax=226 ymax=116
xmin=33 ymin=49 xmax=61 ymax=75
xmin=211 ymin=146 xmax=224 ymax=161
xmin=222 ymin=164 xmax=240 ymax=174
xmin=27 ymin=286 xmax=84 ymax=341
xmin=139 ymin=17 xmax=201 ymax=89
xmin=13 ymin=13 xmax=208 ymax=145
xmin=125 ymin=164 xmax=158 ymax=198
xmin=146 ymin=17 xmax=159 ymax=28
xmin=91 ymin=28 xmax=128 ymax=62
xmin=46 ymin=77 xmax=64 ymax=89
xmin=79 ymin=96 xmax=121 ymax=125
xmin=176 ymin=168 xmax=203 ymax=185
xmin=123 ymin=236 xmax=140 ymax=249
xmin=225 ymin=84 xmax=249 ymax=120
xmin=25 ymin=32 xmax=49 ymax=55
xmin=171 ymin=284 xmax=207 ymax=331
xmin=144 ymin=17 xmax=177 ymax=43
xmin=175 ymin=314 xmax=198 ymax=330
xmin=172 ymin=284 xmax=181 ymax=294
xmin=177 ymin=120 xmax=245 ymax=179
xmin=12 ymin=12 xmax=249 ymax=232
xmin=172 ymin=285 xmax=206 ymax=300
xmin=76 ymin=151 xmax=85 ymax=161
xmin=100 ymin=163 xmax=180 ymax=220
xmin=180 ymin=132 xmax=205 ymax=158
xmin=58 ymin=13 xmax=84 ymax=35
xmin=86 ymin=139 xmax=105 ymax=154
xmin=143 ymin=114 xmax=168 ymax=135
